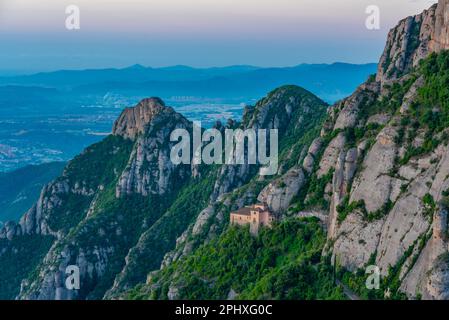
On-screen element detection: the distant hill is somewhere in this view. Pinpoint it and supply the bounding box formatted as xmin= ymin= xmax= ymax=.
xmin=0 ymin=65 xmax=261 ymax=87
xmin=0 ymin=162 xmax=65 ymax=223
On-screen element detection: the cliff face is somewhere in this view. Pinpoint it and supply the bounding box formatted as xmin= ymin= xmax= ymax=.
xmin=322 ymin=77 xmax=449 ymax=298
xmin=0 ymin=98 xmax=196 ymax=299
xmin=114 ymin=99 xmax=193 ymax=197
xmin=377 ymin=0 xmax=449 ymax=82
xmin=321 ymin=0 xmax=449 ymax=299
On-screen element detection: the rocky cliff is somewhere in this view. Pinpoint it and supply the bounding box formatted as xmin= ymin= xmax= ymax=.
xmin=0 ymin=86 xmax=328 ymax=299
xmin=112 ymin=98 xmax=169 ymax=140
xmin=0 ymin=98 xmax=197 ymax=299
xmin=377 ymin=0 xmax=449 ymax=82
xmin=323 ymin=0 xmax=449 ymax=299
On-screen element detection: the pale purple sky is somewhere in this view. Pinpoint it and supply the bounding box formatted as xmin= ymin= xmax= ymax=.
xmin=0 ymin=0 xmax=438 ymax=73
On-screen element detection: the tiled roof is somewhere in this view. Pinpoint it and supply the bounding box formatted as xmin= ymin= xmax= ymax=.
xmin=231 ymin=204 xmax=268 ymax=216
xmin=231 ymin=207 xmax=252 ymax=216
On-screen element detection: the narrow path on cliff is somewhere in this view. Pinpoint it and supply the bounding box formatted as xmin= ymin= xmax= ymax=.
xmin=336 ymin=280 xmax=361 ymax=300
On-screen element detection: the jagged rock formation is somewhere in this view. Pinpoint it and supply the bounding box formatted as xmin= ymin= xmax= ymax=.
xmin=257 ymin=167 xmax=305 ymax=214
xmin=114 ymin=99 xmax=192 ymax=197
xmin=377 ymin=0 xmax=449 ymax=82
xmin=321 ymin=0 xmax=449 ymax=299
xmin=0 ymin=85 xmax=328 ymax=300
xmin=112 ymin=98 xmax=169 ymax=140
xmin=0 ymin=98 xmax=195 ymax=299
xmin=0 ymin=221 xmax=22 ymax=240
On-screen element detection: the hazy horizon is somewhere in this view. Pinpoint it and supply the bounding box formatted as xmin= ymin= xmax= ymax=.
xmin=0 ymin=0 xmax=438 ymax=73
xmin=0 ymin=61 xmax=379 ymax=77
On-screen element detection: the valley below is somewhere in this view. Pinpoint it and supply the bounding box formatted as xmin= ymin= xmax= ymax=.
xmin=0 ymin=63 xmax=375 ymax=173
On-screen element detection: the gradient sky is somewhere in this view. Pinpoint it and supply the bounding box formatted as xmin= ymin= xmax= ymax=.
xmin=0 ymin=0 xmax=438 ymax=73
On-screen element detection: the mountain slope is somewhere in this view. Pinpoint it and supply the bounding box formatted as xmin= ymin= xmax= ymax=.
xmin=0 ymin=162 xmax=65 ymax=223
xmin=125 ymin=0 xmax=449 ymax=301
xmin=0 ymin=85 xmax=329 ymax=300
xmin=126 ymin=218 xmax=344 ymax=300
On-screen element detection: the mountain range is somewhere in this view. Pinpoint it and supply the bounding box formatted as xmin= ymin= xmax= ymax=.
xmin=0 ymin=61 xmax=377 ymax=173
xmin=0 ymin=63 xmax=376 ymax=103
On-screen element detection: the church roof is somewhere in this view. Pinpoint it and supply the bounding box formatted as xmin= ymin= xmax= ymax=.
xmin=231 ymin=207 xmax=252 ymax=216
xmin=231 ymin=204 xmax=267 ymax=216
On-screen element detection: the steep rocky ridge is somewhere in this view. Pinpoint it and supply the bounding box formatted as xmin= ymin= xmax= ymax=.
xmin=112 ymin=97 xmax=169 ymax=140
xmin=319 ymin=0 xmax=449 ymax=299
xmin=0 ymin=87 xmax=328 ymax=300
xmin=377 ymin=0 xmax=449 ymax=82
xmin=0 ymin=98 xmax=198 ymax=299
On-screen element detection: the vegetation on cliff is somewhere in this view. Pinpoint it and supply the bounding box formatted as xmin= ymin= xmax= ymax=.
xmin=126 ymin=218 xmax=345 ymax=300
